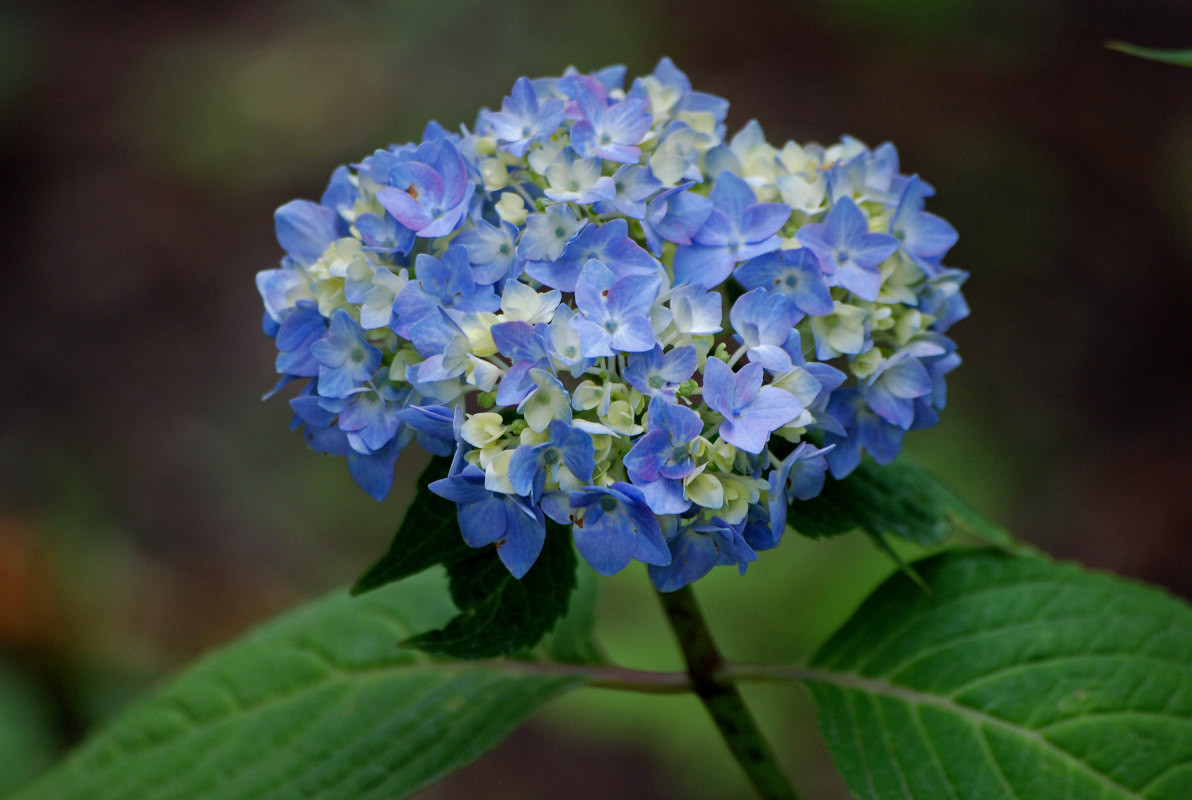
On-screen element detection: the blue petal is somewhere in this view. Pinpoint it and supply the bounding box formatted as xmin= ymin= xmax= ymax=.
xmin=672 ymin=244 xmax=734 ymax=289
xmin=606 ymin=273 xmax=660 ymax=319
xmin=648 ymin=528 xmax=720 ymax=592
xmin=701 ymin=357 xmax=736 ymax=420
xmin=902 ymin=213 xmax=957 ymax=261
xmin=430 ymin=466 xmax=490 ymax=505
xmin=650 ymin=396 xmax=703 ymax=444
xmin=492 ymin=321 xmax=547 ymax=363
xmin=609 ymin=315 xmax=659 ymax=353
xmin=551 ymin=421 xmax=596 ymax=483
xmin=741 ymin=202 xmax=792 ymax=241
xmin=345 ymin=438 xmax=401 ymax=501
xmin=275 ymin=200 xmax=339 ymax=265
xmin=508 ymin=443 xmax=546 ymax=498
xmin=539 ymin=490 xmax=572 ymax=525
xmin=708 ymin=171 xmax=756 ymax=226
xmin=495 ymin=359 xmax=546 ymax=406
xmin=624 ymin=429 xmax=669 ymax=482
xmin=276 ymin=302 xmax=327 ymax=352
xmin=635 ymin=477 xmax=691 ymax=515
xmin=660 ymin=345 xmax=698 ymax=383
xmin=458 ymin=496 xmax=508 ymax=547
xmin=495 ymin=498 xmax=547 ymax=579
xmin=824 ymin=196 xmax=868 ymax=244
xmin=376 ymin=186 xmax=433 ymax=233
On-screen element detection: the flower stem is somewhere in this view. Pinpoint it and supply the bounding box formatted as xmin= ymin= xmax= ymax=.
xmin=656 ymin=586 xmax=801 ymax=800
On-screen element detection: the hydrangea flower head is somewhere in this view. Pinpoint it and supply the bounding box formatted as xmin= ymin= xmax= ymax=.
xmin=257 ymin=59 xmax=967 ymax=591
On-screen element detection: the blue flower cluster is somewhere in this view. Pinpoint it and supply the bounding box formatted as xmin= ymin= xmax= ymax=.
xmin=257 ymin=59 xmax=967 ymax=591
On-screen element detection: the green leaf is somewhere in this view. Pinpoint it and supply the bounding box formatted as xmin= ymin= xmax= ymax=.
xmin=1108 ymin=42 xmax=1192 ymax=68
xmin=804 ymin=549 xmax=1192 ymax=799
xmin=404 ymin=520 xmax=578 ymax=659
xmin=351 ymin=457 xmax=475 ymax=595
xmin=7 ymin=571 xmax=586 ymax=800
xmin=786 ymin=457 xmax=1011 ymax=547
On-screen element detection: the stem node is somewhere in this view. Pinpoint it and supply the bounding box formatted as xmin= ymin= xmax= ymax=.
xmin=656 ymin=586 xmax=801 ymax=800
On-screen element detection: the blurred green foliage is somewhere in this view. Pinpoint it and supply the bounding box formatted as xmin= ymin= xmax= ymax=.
xmin=123 ymin=0 xmax=663 ymax=194
xmin=1109 ymin=41 xmax=1192 ymax=67
xmin=0 ymin=660 xmax=57 ymax=794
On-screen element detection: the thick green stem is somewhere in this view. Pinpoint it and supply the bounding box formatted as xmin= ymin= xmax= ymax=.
xmin=657 ymin=586 xmax=801 ymax=800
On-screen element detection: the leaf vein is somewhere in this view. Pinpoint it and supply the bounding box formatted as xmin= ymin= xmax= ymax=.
xmin=942 ymin=653 xmax=1191 ymax=707
xmin=976 ymin=723 xmax=1022 ymax=800
xmin=847 ymin=690 xmax=882 ymax=800
xmin=802 ymin=668 xmax=1150 ymax=799
xmin=875 ymin=695 xmax=915 ymax=798
xmin=1135 ymin=759 xmax=1192 ymax=795
xmin=1032 ymin=708 xmax=1192 ymax=733
xmin=911 ymin=704 xmax=960 ymax=800
xmin=879 ymin=612 xmax=1169 ymax=681
xmin=842 ymin=577 xmax=1080 ymax=673
xmin=261 ymin=674 xmax=456 ymax=797
xmin=148 ymin=682 xmax=349 ymax=800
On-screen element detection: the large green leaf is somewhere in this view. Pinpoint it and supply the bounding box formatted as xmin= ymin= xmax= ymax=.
xmin=786 ymin=457 xmax=1011 ymax=547
xmin=804 ymin=550 xmax=1192 ymax=799
xmin=7 ymin=571 xmax=586 ymax=800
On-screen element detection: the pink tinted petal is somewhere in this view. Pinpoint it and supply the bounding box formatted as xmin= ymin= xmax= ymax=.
xmin=377 ymin=187 xmax=433 ymax=232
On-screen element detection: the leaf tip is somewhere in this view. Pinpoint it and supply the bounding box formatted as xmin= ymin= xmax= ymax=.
xmin=349 ymin=569 xmax=383 ymax=597
xmin=1105 ymin=41 xmax=1192 ymax=67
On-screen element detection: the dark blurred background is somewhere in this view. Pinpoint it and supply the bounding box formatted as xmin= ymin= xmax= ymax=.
xmin=1 ymin=0 xmax=1190 ymax=797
